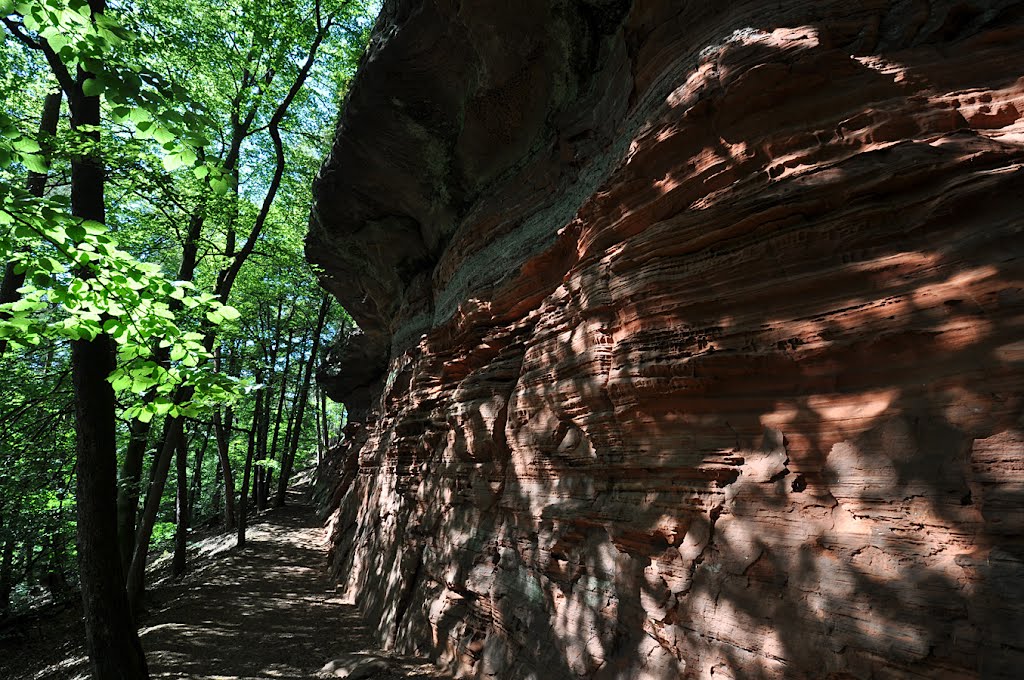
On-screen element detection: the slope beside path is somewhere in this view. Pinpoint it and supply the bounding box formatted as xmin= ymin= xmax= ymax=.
xmin=0 ymin=490 xmax=446 ymax=680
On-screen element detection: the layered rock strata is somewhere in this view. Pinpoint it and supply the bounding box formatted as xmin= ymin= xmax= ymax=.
xmin=308 ymin=1 xmax=1024 ymax=678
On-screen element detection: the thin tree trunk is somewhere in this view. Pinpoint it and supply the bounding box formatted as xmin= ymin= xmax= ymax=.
xmin=314 ymin=385 xmax=324 ymax=464
xmin=212 ymin=16 xmax=333 ymax=301
xmin=19 ymin=535 xmax=36 ymax=588
xmin=253 ymin=386 xmax=273 ymax=513
xmin=274 ymin=327 xmax=307 ymax=498
xmin=268 ymin=303 xmax=294 ymax=461
xmin=211 ymin=457 xmax=223 ymax=521
xmin=117 ymin=419 xmax=150 ymax=574
xmin=126 ymin=417 xmax=182 ymax=613
xmin=117 ymin=206 xmax=204 ymax=574
xmin=172 ymin=433 xmax=189 ymax=578
xmin=256 ymin=352 xmax=279 ymax=511
xmin=47 ymin=508 xmax=68 ymax=600
xmin=0 ymin=535 xmax=14 ymax=619
xmin=276 ymin=295 xmax=331 ymax=505
xmin=188 ymin=422 xmax=211 ymax=520
xmin=237 ymin=373 xmax=264 ymax=549
xmin=276 ymin=372 xmax=300 ymax=482
xmin=124 ymin=365 xmax=203 ymax=605
xmin=251 ymin=466 xmax=260 ymax=509
xmin=213 ymin=407 xmax=236 ymax=527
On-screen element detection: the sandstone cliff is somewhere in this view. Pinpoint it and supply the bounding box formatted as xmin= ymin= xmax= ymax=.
xmin=307 ymin=1 xmax=1024 ymax=678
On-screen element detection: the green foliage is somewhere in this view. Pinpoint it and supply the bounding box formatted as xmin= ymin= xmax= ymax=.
xmin=150 ymin=521 xmax=176 ymax=553
xmin=0 ymin=185 xmax=242 ymax=417
xmin=0 ymin=0 xmax=377 ymax=613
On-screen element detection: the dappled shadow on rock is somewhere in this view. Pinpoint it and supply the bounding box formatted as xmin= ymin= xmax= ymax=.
xmin=312 ymin=1 xmax=1024 ymax=679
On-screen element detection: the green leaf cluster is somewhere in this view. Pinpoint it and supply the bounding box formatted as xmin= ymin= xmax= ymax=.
xmin=0 ymin=0 xmax=378 ymax=615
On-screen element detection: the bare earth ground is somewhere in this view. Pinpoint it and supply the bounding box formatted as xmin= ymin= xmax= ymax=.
xmin=0 ymin=489 xmax=447 ymax=680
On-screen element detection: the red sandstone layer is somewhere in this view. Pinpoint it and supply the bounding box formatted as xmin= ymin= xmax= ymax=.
xmin=310 ymin=2 xmax=1024 ymax=678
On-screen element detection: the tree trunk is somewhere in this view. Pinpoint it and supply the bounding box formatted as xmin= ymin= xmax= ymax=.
xmin=66 ymin=4 xmax=150 ymax=673
xmin=268 ymin=303 xmax=294 ymax=461
xmin=315 ymin=385 xmax=325 ymax=464
xmin=19 ymin=534 xmax=35 ymax=587
xmin=211 ymin=458 xmax=223 ymax=522
xmin=172 ymin=432 xmax=189 ymax=578
xmin=237 ymin=373 xmax=264 ymax=549
xmin=72 ymin=331 xmax=149 ymax=678
xmin=117 ymin=203 xmax=204 ymax=573
xmin=188 ymin=422 xmax=211 ymax=521
xmin=275 ymin=371 xmax=300 ymax=501
xmin=273 ymin=350 xmax=305 ymax=508
xmin=276 ymin=295 xmax=331 ymax=505
xmin=252 ymin=467 xmax=262 ymax=511
xmin=117 ymin=419 xmax=151 ymax=574
xmin=256 ymin=361 xmax=277 ymax=511
xmin=213 ymin=407 xmax=236 ymax=527
xmin=126 ymin=417 xmax=182 ymax=614
xmin=0 ymin=535 xmax=14 ymax=619
xmin=46 ymin=508 xmax=68 ymax=600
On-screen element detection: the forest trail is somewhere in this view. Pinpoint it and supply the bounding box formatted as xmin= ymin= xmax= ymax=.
xmin=1 ymin=488 xmax=446 ymax=680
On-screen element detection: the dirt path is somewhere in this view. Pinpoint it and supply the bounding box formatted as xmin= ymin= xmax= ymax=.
xmin=1 ymin=491 xmax=445 ymax=680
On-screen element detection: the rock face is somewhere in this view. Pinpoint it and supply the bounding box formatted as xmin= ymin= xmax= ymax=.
xmin=308 ymin=1 xmax=1024 ymax=678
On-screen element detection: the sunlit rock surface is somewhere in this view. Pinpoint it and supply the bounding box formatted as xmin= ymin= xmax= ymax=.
xmin=308 ymin=1 xmax=1024 ymax=677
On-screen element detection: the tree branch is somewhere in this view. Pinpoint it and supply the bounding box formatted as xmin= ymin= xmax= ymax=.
xmin=1 ymin=17 xmax=76 ymax=98
xmin=214 ymin=14 xmax=333 ymax=300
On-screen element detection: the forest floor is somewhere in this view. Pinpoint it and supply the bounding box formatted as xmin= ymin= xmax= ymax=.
xmin=0 ymin=487 xmax=447 ymax=680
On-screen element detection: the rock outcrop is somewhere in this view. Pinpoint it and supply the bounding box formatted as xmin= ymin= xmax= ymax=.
xmin=308 ymin=1 xmax=1024 ymax=678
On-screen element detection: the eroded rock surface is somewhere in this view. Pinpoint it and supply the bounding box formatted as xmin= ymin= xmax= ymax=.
xmin=308 ymin=1 xmax=1024 ymax=678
